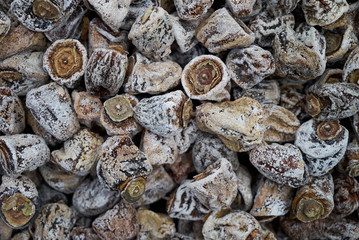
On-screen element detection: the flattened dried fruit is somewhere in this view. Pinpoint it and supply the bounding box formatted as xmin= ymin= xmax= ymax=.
xmin=343 ymin=46 xmax=359 ymax=84
xmin=291 ymin=174 xmax=334 ymax=222
xmin=128 ymin=6 xmax=174 ymax=60
xmin=227 ymin=0 xmax=256 ymax=17
xmin=233 ymin=80 xmax=280 ymax=105
xmin=182 ymin=55 xmax=230 ymax=101
xmin=226 ymin=45 xmax=275 ymax=89
xmin=196 ymin=97 xmax=265 ymax=152
xmin=173 ymin=0 xmax=213 ymax=20
xmin=196 ymin=8 xmax=255 ymax=53
xmin=137 ymin=208 xmax=175 ymax=239
xmin=26 ymin=82 xmax=80 ymax=141
xmin=295 ymin=119 xmax=349 ymax=176
xmin=134 ymin=90 xmax=192 ymax=137
xmin=249 ymin=143 xmax=309 ymax=188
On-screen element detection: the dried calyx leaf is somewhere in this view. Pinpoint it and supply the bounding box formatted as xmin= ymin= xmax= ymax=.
xmin=32 ymin=0 xmax=62 ymax=20
xmin=316 ymin=120 xmax=343 ymax=141
xmin=1 ymin=193 xmax=36 ymax=228
xmin=324 ymin=31 xmax=342 ymax=55
xmin=120 ymin=177 xmax=146 ymax=203
xmin=305 ymin=94 xmax=321 ymax=117
xmin=295 ymin=198 xmax=324 ymax=222
xmin=104 ymin=95 xmax=133 ymax=123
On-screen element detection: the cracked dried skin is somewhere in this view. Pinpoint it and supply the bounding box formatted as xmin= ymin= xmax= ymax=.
xmin=291 ymin=174 xmax=334 ymax=223
xmin=196 ymin=97 xmax=265 ymax=152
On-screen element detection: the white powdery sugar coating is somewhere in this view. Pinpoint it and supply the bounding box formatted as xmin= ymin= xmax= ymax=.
xmin=0 ymin=175 xmax=38 ymax=201
xmin=141 ymin=130 xmax=179 ymax=166
xmin=196 ymin=8 xmax=255 ymax=53
xmin=26 ymin=83 xmax=80 ymax=141
xmin=295 ymin=119 xmax=349 ymax=176
xmin=168 ymin=180 xmax=210 ymax=220
xmin=202 ymin=210 xmax=262 ymax=240
xmin=249 ymin=143 xmax=308 ymax=188
xmin=124 ymin=60 xmax=182 ymax=95
xmin=181 ymin=54 xmax=231 ymax=102
xmin=266 ymin=0 xmax=300 ymax=17
xmin=0 ymin=52 xmax=49 ymax=96
xmin=343 ymin=47 xmax=359 ymax=83
xmin=302 ymin=0 xmax=349 ymax=27
xmin=88 ymin=0 xmax=131 ymax=31
xmin=0 ymin=134 xmax=50 ymax=177
xmin=174 ymin=0 xmax=214 ymax=21
xmin=226 ymin=45 xmax=275 ymax=89
xmin=174 ymin=119 xmax=199 ymax=154
xmin=134 ymin=90 xmax=186 ymax=137
xmin=72 ymin=178 xmax=121 ymax=217
xmin=235 ymin=166 xmax=253 ymax=211
xmin=189 ymin=158 xmax=239 ymax=210
xmin=192 ymin=132 xmax=239 ymax=173
xmin=226 ymin=0 xmax=256 ymax=17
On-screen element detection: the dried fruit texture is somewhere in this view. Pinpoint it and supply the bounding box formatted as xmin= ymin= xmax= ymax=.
xmin=196 ymin=97 xmax=265 ymax=152
xmin=182 ymin=55 xmax=230 ymax=101
xmin=0 ymin=134 xmax=50 ymax=177
xmin=226 ymin=0 xmax=256 ymax=17
xmin=231 ymin=167 xmax=252 ymax=211
xmin=125 ymin=58 xmax=182 ymax=95
xmin=323 ymin=218 xmax=359 ymax=240
xmin=10 ymin=0 xmax=82 ymax=32
xmin=88 ymin=17 xmax=130 ymax=55
xmin=0 ymin=87 xmax=25 ymax=135
xmin=196 ymin=8 xmax=255 ymax=53
xmin=39 ymin=161 xmax=85 ymax=194
xmin=70 ymin=227 xmax=99 ymax=240
xmin=51 ymin=129 xmax=104 ymax=176
xmin=128 ymin=6 xmax=174 ymax=60
xmin=43 ymin=39 xmax=87 ymax=88
xmin=167 ymin=180 xmax=210 ymax=220
xmin=233 ymin=80 xmax=280 ymax=105
xmin=140 ymin=130 xmax=178 ymax=166
xmin=0 ymin=176 xmax=39 ymax=229
xmin=72 ymin=178 xmax=121 ymax=217
xmin=302 ymin=0 xmax=349 ymax=27
xmin=100 ymin=94 xmax=143 ymax=137
xmin=92 ymin=200 xmax=139 ymax=240
xmin=0 ymin=217 xmax=12 ymax=240
xmin=280 ymin=83 xmax=307 ymax=120
xmin=166 ymin=151 xmax=194 ymax=184
xmin=295 ymin=119 xmax=349 ymax=176
xmin=32 ymin=202 xmax=74 ymax=240
xmin=192 ymin=132 xmax=239 ymax=173
xmin=45 ymin=1 xmax=87 ymax=42
xmin=266 ymin=0 xmax=300 ymax=17
xmin=190 ymin=158 xmax=238 ymax=210
xmin=134 ymin=166 xmax=175 ymax=207
xmin=85 ymin=47 xmax=128 ymax=98
xmin=26 ymin=109 xmax=61 ymax=147
xmin=137 ymin=208 xmax=176 ymax=239
xmin=202 ymin=209 xmax=264 ymax=240
xmin=87 ymin=0 xmax=131 ymax=31
xmin=279 ymin=216 xmax=325 ymax=240
xmin=173 ymin=0 xmax=213 ymax=20
xmin=250 ymin=177 xmax=294 ymax=221
xmin=10 ymin=230 xmax=31 ymax=240
xmin=26 ymin=82 xmax=80 ymax=141
xmin=339 ymin=139 xmax=359 ymax=177
xmin=0 ymin=52 xmax=49 ymax=96
xmin=262 ymin=104 xmax=300 ymax=143
xmin=0 ymin=11 xmax=10 ymax=43
xmin=38 ymin=184 xmax=68 ymax=205
xmin=325 ymin=26 xmax=358 ymax=64
xmin=134 ymin=90 xmax=191 ymax=137
xmin=332 ymin=174 xmax=359 ymax=218
xmin=97 ymin=135 xmax=152 ymax=191
xmin=174 ymin=119 xmax=199 ymax=154
xmin=249 ymin=12 xmax=295 ymax=48
xmin=0 ymin=24 xmax=47 ymax=61
xmin=291 ymin=174 xmax=334 ymax=223
xmin=344 ymin=47 xmax=359 ymax=84
xmin=249 ymin=143 xmax=309 ymax=188
xmin=226 ymin=46 xmax=275 ymax=89
xmin=72 ymin=91 xmax=102 ymax=128
xmin=274 ymin=25 xmax=327 ymax=82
